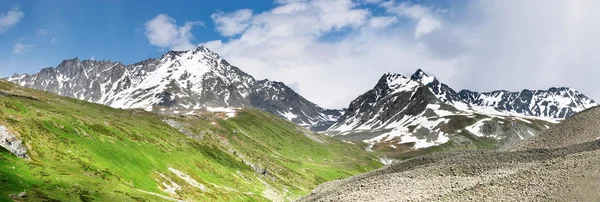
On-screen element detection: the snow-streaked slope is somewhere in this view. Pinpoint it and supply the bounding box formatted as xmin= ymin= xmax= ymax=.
xmin=7 ymin=46 xmax=340 ymax=131
xmin=327 ymin=72 xmax=462 ymax=149
xmin=328 ymin=69 xmax=591 ymax=151
xmin=458 ymin=87 xmax=597 ymax=119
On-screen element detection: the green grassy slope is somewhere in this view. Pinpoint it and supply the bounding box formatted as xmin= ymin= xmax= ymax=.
xmin=0 ymin=80 xmax=381 ymax=202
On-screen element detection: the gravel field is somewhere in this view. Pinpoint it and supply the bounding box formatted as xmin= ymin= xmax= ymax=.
xmin=299 ymin=106 xmax=600 ymax=202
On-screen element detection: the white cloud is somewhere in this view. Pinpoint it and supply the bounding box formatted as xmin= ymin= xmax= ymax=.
xmin=144 ymin=14 xmax=203 ymax=51
xmin=211 ymin=9 xmax=253 ymax=36
xmin=451 ymin=0 xmax=600 ymax=99
xmin=368 ymin=16 xmax=398 ymax=28
xmin=382 ymin=2 xmax=442 ymax=38
xmin=0 ymin=6 xmax=24 ymax=33
xmin=414 ymin=17 xmax=441 ymax=39
xmin=197 ymin=0 xmax=600 ymax=109
xmin=361 ymin=0 xmax=383 ymax=4
xmin=200 ymin=0 xmax=456 ymax=108
xmin=37 ymin=29 xmax=48 ymax=35
xmin=50 ymin=37 xmax=56 ymax=43
xmin=13 ymin=43 xmax=33 ymax=54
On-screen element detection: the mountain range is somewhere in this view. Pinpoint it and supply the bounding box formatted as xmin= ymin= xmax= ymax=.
xmin=7 ymin=46 xmax=597 ymax=155
xmin=2 ymin=45 xmax=599 ymax=201
xmin=7 ymin=46 xmax=340 ymax=131
xmin=327 ymin=69 xmax=596 ymax=156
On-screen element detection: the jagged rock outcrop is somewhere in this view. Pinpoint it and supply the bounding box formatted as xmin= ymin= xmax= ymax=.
xmin=0 ymin=125 xmax=29 ymax=159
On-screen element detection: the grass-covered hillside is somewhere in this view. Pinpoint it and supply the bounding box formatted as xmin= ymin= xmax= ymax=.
xmin=0 ymin=80 xmax=381 ymax=202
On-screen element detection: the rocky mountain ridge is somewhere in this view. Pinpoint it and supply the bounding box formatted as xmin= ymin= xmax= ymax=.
xmin=7 ymin=46 xmax=339 ymax=130
xmin=411 ymin=69 xmax=596 ymax=119
xmin=327 ymin=69 xmax=596 ymax=155
xmin=6 ymin=46 xmax=596 ymax=142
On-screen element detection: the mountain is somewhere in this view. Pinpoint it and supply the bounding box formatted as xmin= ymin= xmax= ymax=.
xmin=410 ymin=69 xmax=596 ymax=118
xmin=300 ymin=106 xmax=600 ymax=201
xmin=0 ymin=79 xmax=381 ymax=201
xmin=327 ymin=69 xmax=596 ymax=158
xmin=457 ymin=87 xmax=596 ymax=119
xmin=7 ymin=46 xmax=339 ymax=131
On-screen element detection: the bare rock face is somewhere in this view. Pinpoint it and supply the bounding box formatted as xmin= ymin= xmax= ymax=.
xmin=0 ymin=126 xmax=29 ymax=159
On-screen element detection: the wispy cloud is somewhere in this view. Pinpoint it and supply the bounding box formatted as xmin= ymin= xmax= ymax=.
xmin=382 ymin=1 xmax=442 ymax=38
xmin=13 ymin=43 xmax=34 ymax=54
xmin=0 ymin=6 xmax=24 ymax=33
xmin=37 ymin=29 xmax=48 ymax=35
xmin=211 ymin=9 xmax=253 ymax=37
xmin=144 ymin=14 xmax=203 ymax=51
xmin=368 ymin=16 xmax=398 ymax=28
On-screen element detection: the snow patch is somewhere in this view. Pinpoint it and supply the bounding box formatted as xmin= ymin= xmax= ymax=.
xmin=420 ymin=75 xmax=435 ymax=85
xmin=136 ymin=189 xmax=184 ymax=202
xmin=365 ymin=143 xmax=375 ymax=152
xmin=379 ymin=157 xmax=393 ymax=165
xmin=206 ymin=107 xmax=237 ymax=118
xmin=280 ymin=111 xmax=298 ymax=121
xmin=465 ymin=118 xmax=493 ymax=138
xmin=157 ymin=173 xmax=181 ymax=195
xmin=168 ymin=168 xmax=207 ymax=192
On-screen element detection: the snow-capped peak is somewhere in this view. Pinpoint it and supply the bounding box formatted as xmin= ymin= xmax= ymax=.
xmin=327 ymin=69 xmax=597 ymax=151
xmin=162 ymin=46 xmax=220 ymax=61
xmin=380 ymin=73 xmax=408 ymax=87
xmin=8 ymin=46 xmax=342 ymax=131
xmin=410 ymin=69 xmax=436 ymax=85
xmin=372 ymin=73 xmax=422 ymax=99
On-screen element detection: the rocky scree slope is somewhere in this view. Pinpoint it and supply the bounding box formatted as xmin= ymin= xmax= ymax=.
xmin=300 ymin=107 xmax=600 ymax=201
xmin=0 ymin=79 xmax=381 ymax=201
xmin=327 ymin=69 xmax=595 ymax=157
xmin=516 ymin=106 xmax=600 ymax=150
xmin=7 ymin=46 xmax=339 ymax=131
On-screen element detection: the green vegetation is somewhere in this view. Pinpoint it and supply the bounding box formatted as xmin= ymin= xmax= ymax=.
xmin=0 ymin=80 xmax=381 ymax=201
xmin=177 ymin=109 xmax=381 ymax=197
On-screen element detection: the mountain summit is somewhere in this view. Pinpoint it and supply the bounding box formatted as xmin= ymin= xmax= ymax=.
xmin=7 ymin=46 xmax=340 ymax=130
xmin=327 ymin=69 xmax=596 ymax=154
xmin=407 ymin=69 xmax=596 ymax=119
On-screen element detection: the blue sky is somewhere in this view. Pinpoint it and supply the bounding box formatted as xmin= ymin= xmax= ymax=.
xmin=0 ymin=0 xmax=455 ymax=76
xmin=1 ymin=0 xmax=600 ymax=108
xmin=0 ymin=0 xmax=276 ymax=75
